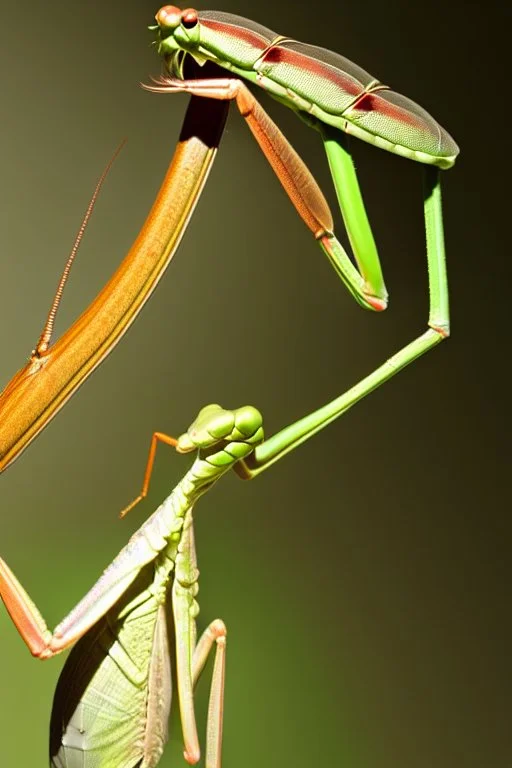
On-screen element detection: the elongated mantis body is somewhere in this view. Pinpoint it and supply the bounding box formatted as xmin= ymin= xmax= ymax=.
xmin=0 ymin=95 xmax=228 ymax=473
xmin=142 ymin=7 xmax=458 ymax=461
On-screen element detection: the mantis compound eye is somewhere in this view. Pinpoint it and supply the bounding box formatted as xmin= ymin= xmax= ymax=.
xmin=181 ymin=8 xmax=198 ymax=29
xmin=155 ymin=5 xmax=182 ymax=30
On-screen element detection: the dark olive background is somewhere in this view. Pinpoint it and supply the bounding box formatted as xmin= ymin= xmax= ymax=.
xmin=0 ymin=1 xmax=508 ymax=766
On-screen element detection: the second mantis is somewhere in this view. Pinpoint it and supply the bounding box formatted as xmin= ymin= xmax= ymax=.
xmin=0 ymin=401 xmax=319 ymax=767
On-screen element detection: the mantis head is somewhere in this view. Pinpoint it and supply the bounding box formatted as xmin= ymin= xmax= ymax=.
xmin=152 ymin=6 xmax=206 ymax=75
xmin=176 ymin=404 xmax=264 ymax=457
xmin=151 ymin=6 xmax=280 ymax=80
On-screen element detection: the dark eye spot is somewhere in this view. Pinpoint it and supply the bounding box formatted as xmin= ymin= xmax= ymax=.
xmin=181 ymin=9 xmax=198 ymax=28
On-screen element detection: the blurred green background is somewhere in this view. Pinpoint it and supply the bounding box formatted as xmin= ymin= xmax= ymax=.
xmin=0 ymin=1 xmax=508 ymax=766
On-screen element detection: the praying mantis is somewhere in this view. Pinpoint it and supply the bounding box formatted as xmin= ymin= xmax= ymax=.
xmin=0 ymin=401 xmax=318 ymax=767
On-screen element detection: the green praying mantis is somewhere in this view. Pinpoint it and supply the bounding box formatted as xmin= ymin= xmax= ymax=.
xmin=0 ymin=6 xmax=459 ymax=768
xmin=0 ymin=401 xmax=326 ymax=767
xmin=1 ymin=404 xmax=266 ymax=767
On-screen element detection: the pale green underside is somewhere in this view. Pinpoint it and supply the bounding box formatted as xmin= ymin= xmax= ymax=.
xmin=50 ymin=568 xmax=172 ymax=768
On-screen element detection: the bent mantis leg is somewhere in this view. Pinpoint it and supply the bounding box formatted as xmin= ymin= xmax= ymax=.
xmin=146 ymin=75 xmax=388 ymax=311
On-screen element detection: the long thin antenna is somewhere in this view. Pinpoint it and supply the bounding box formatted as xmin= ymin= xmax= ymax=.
xmin=34 ymin=138 xmax=127 ymax=357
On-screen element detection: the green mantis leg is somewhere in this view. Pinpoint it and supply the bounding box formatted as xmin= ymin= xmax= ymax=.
xmin=235 ymin=166 xmax=449 ymax=477
xmin=317 ymin=123 xmax=387 ymax=305
xmin=173 ymin=509 xmax=226 ymax=768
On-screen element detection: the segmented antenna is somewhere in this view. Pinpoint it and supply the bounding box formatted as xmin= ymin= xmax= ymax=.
xmin=33 ymin=138 xmax=127 ymax=357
